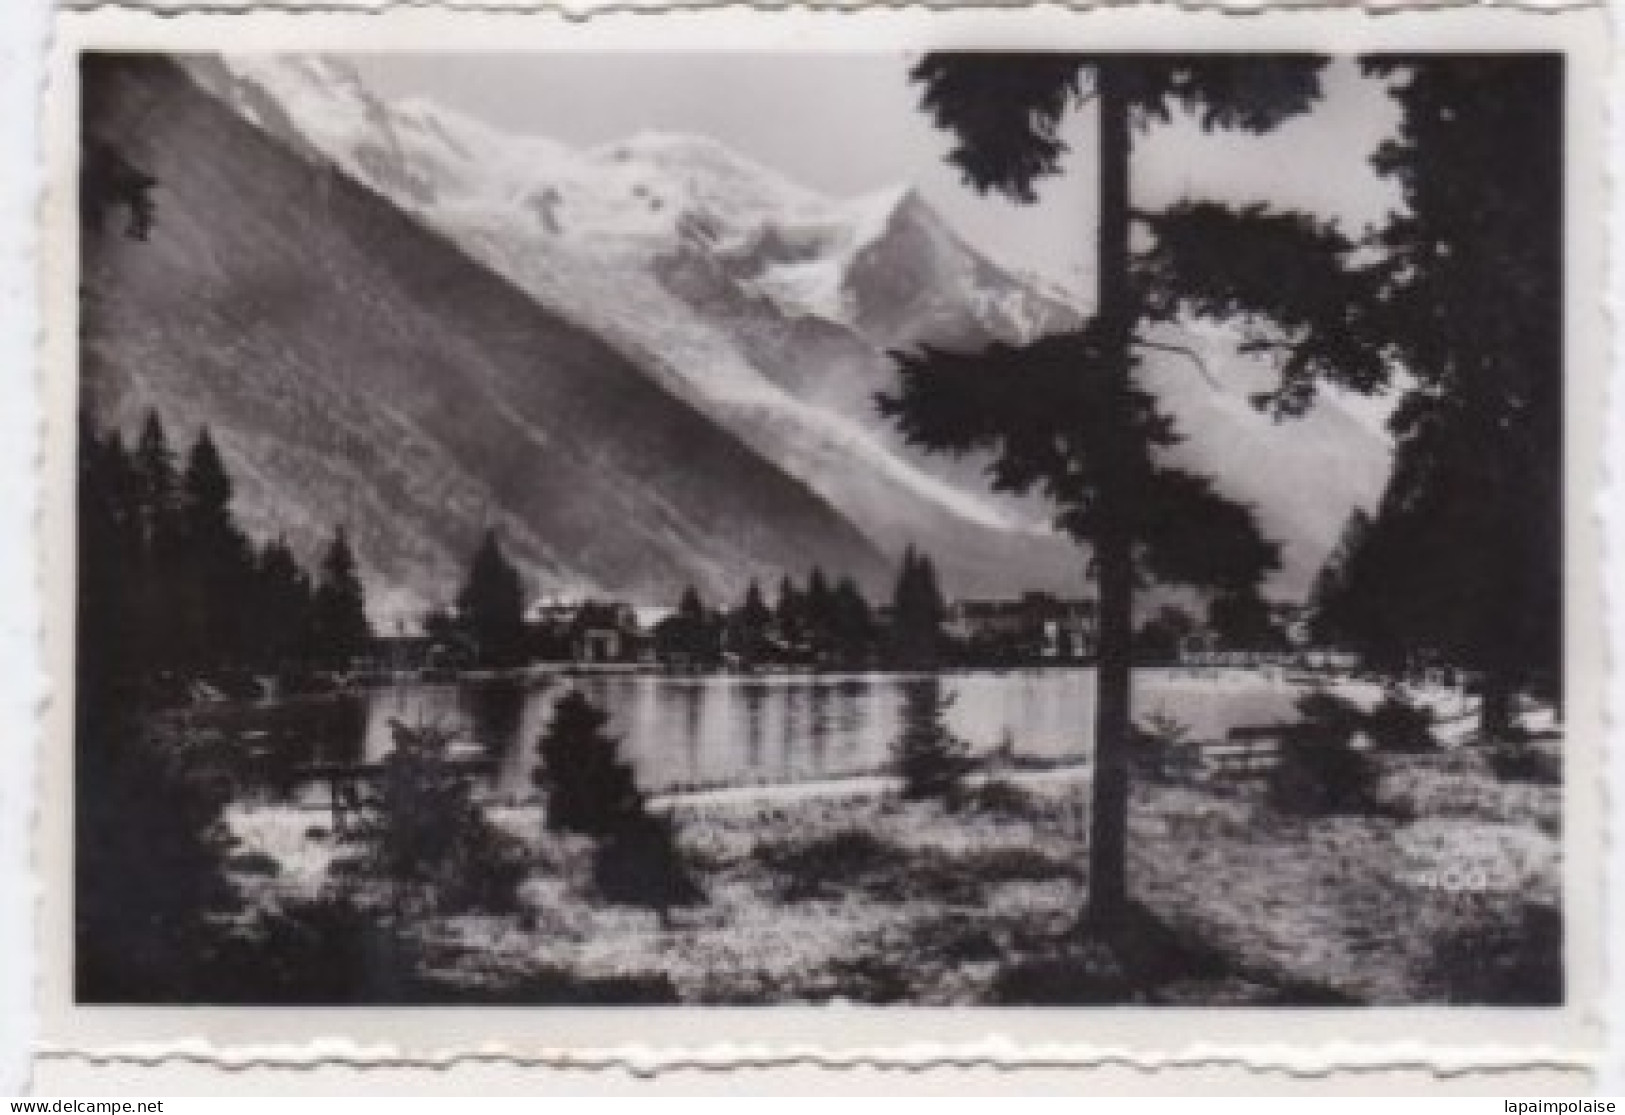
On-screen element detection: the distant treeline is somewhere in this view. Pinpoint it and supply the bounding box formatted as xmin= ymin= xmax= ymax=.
xmin=652 ymin=545 xmax=952 ymax=669
xmin=421 ymin=530 xmax=957 ymax=671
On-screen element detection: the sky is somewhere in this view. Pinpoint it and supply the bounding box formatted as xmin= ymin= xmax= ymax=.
xmin=351 ymin=53 xmax=1404 ymax=303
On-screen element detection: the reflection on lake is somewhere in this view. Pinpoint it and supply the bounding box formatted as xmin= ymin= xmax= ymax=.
xmin=210 ymin=668 xmax=1313 ymax=800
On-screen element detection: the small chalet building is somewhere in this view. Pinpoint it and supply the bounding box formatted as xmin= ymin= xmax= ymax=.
xmin=526 ymin=597 xmax=648 ymax=664
xmin=945 ymin=593 xmax=1097 ymax=662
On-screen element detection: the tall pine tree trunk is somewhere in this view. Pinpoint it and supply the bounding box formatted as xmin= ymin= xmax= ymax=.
xmin=1086 ymin=64 xmax=1135 ymax=927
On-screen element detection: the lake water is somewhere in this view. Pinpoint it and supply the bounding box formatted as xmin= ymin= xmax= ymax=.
xmin=218 ymin=668 xmax=1315 ymax=800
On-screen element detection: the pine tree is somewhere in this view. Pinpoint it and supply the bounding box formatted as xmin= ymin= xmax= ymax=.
xmin=179 ymin=428 xmax=253 ymax=667
xmin=889 ymin=545 xmax=948 ymax=667
xmin=253 ymin=537 xmax=315 ymax=669
xmin=73 ymin=140 xmax=235 ymax=998
xmin=535 ymin=692 xmax=645 ymax=836
xmin=129 ymin=411 xmax=185 ymax=673
xmin=455 ymin=528 xmax=528 ymax=667
xmin=804 ymin=567 xmax=835 ymax=658
xmin=310 ymin=527 xmax=371 ymax=667
xmin=891 ymin=55 xmax=1349 ymax=924
xmin=831 ymin=575 xmax=877 ymax=663
xmin=1136 ymin=605 xmax=1196 ymax=665
xmin=1207 ymin=589 xmax=1283 ymax=652
xmin=1329 ymin=57 xmax=1564 ymax=735
xmin=678 ymin=585 xmax=706 ymax=626
xmin=133 ymin=410 xmax=178 ymax=543
xmin=75 ymin=412 xmax=239 ymax=999
xmin=774 ymin=575 xmax=805 ymax=652
xmin=892 ymin=679 xmax=976 ymax=806
xmin=661 ymin=584 xmax=718 ymax=664
xmin=731 ymin=579 xmax=773 ymax=662
xmin=349 ymin=720 xmax=526 ymax=914
xmin=1307 ymin=508 xmax=1371 ymax=646
xmin=77 ymin=419 xmax=146 ymax=691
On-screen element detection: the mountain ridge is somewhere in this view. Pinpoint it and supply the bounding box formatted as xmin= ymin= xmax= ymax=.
xmin=82 ymin=56 xmax=894 ymax=624
xmin=176 ymin=53 xmax=1394 ymax=600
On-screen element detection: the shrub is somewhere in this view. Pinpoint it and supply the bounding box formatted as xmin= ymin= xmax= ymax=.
xmin=1430 ymin=902 xmax=1562 ymax=1004
xmin=1365 ymin=690 xmax=1437 ymax=753
xmin=758 ymin=828 xmax=898 ymax=902
xmin=1487 ymin=745 xmax=1562 ymax=786
xmin=1130 ymin=709 xmax=1199 ymax=782
xmin=892 ymin=680 xmax=976 ymax=807
xmin=76 ymin=718 xmax=242 ymax=1003
xmin=989 ymin=947 xmax=1134 ymax=1004
xmin=820 ymin=954 xmax=914 ymax=1003
xmin=201 ymin=897 xmax=420 ymax=1004
xmin=538 ymin=692 xmax=704 ymax=914
xmin=592 ymin=812 xmax=704 ymax=919
xmin=1269 ymin=691 xmax=1381 ymax=815
xmin=535 ymin=692 xmax=645 ymax=836
xmin=966 ymin=777 xmax=1037 ymax=819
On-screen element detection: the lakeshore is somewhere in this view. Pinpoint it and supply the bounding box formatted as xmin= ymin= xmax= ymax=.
xmin=219 ymin=703 xmax=1561 ymax=1005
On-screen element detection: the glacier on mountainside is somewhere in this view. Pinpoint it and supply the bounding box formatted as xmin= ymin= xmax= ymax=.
xmin=183 ymin=54 xmax=1393 ymax=599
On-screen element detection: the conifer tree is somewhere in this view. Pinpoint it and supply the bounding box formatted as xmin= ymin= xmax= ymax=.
xmin=133 ymin=410 xmax=179 ymax=541
xmin=253 ymin=537 xmax=315 ymax=669
xmin=892 ymin=54 xmax=1350 ymax=923
xmin=535 ymin=691 xmax=645 ymax=836
xmin=804 ymin=567 xmax=835 ymax=657
xmin=831 ymin=575 xmax=877 ymax=663
xmin=1307 ymin=509 xmax=1371 ymax=647
xmin=310 ymin=527 xmax=371 ymax=667
xmin=889 ymin=545 xmax=948 ymax=667
xmin=1325 ymin=57 xmax=1564 ymax=734
xmin=76 ymin=413 xmax=239 ymax=999
xmin=179 ymin=428 xmax=253 ymax=667
xmin=892 ymin=679 xmax=976 ymax=806
xmin=455 ymin=528 xmax=528 ymax=667
xmin=774 ymin=575 xmax=805 ymax=652
xmin=731 ymin=579 xmax=773 ymax=661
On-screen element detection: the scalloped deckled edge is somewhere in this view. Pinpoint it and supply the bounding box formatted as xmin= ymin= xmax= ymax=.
xmin=26 ymin=1039 xmax=1602 ymax=1078
xmin=38 ymin=0 xmax=1614 ymax=13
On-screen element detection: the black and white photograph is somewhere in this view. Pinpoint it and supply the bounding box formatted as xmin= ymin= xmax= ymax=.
xmin=71 ymin=40 xmax=1577 ymax=1011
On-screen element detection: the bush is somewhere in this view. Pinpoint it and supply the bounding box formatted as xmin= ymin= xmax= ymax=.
xmin=538 ymin=692 xmax=704 ymax=914
xmin=592 ymin=812 xmax=704 ymax=918
xmin=1430 ymin=902 xmax=1562 ymax=1004
xmin=966 ymin=777 xmax=1037 ymax=819
xmin=202 ymin=899 xmax=685 ymax=1004
xmin=76 ymin=717 xmax=242 ymax=1002
xmin=1269 ymin=691 xmax=1382 ymax=815
xmin=1130 ymin=710 xmax=1199 ymax=782
xmin=892 ymin=680 xmax=976 ymax=807
xmin=989 ymin=946 xmax=1135 ymax=1004
xmin=758 ymin=828 xmax=898 ymax=902
xmin=535 ymin=692 xmax=645 ymax=835
xmin=1487 ymin=745 xmax=1562 ymax=786
xmin=201 ymin=897 xmax=420 ymax=1004
xmin=1365 ymin=690 xmax=1437 ymax=753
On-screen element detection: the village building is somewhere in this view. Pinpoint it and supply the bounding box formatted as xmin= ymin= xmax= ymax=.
xmin=945 ymin=594 xmax=1097 ymax=662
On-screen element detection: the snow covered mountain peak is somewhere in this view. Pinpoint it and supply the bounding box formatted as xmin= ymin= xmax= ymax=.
xmin=179 ymin=53 xmax=1391 ymax=597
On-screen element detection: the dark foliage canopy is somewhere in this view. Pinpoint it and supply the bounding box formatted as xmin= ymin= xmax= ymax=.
xmin=455 ymin=528 xmax=528 ymax=666
xmin=535 ymin=691 xmax=646 ymax=836
xmin=880 ymin=326 xmax=1279 ymax=594
xmin=910 ymin=54 xmax=1328 ymax=202
xmin=1315 ymin=56 xmax=1563 ymax=710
